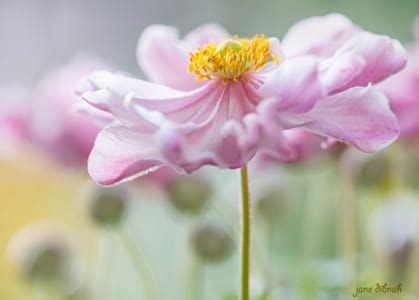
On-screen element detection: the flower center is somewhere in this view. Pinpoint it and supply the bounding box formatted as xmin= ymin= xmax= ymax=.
xmin=188 ymin=35 xmax=279 ymax=81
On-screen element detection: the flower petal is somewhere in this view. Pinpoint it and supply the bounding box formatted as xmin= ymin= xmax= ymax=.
xmin=378 ymin=43 xmax=419 ymax=138
xmin=136 ymin=25 xmax=200 ymax=90
xmin=0 ymin=86 xmax=32 ymax=155
xmin=258 ymin=56 xmax=324 ymax=113
xmin=282 ymin=13 xmax=359 ymax=58
xmin=80 ymin=71 xmax=223 ymax=127
xmin=88 ymin=124 xmax=168 ymax=186
xmin=321 ymin=32 xmax=407 ymax=94
xmin=277 ymin=86 xmax=399 ymax=153
xmin=136 ymin=24 xmax=227 ymax=91
xmin=132 ymin=82 xmax=262 ymax=172
xmin=183 ymin=23 xmax=228 ymax=46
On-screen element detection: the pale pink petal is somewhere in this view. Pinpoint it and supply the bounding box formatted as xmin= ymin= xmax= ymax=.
xmin=0 ymin=86 xmax=32 ymax=155
xmin=80 ymin=71 xmax=222 ymax=126
xmin=282 ymin=13 xmax=359 ymax=58
xmin=183 ymin=23 xmax=228 ymax=46
xmin=31 ymin=58 xmax=106 ymax=167
xmin=269 ymin=38 xmax=285 ymax=61
xmin=252 ymin=97 xmax=308 ymax=163
xmin=136 ymin=25 xmax=200 ymax=90
xmin=72 ymin=100 xmax=113 ymax=127
xmin=258 ymin=56 xmax=324 ymax=113
xmin=136 ymin=24 xmax=228 ymax=90
xmin=276 ymin=86 xmax=399 ymax=153
xmin=88 ymin=124 xmax=169 ymax=185
xmin=282 ymin=129 xmax=324 ymax=161
xmin=321 ymin=32 xmax=407 ymax=94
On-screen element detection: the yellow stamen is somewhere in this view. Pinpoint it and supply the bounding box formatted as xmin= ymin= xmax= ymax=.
xmin=188 ymin=35 xmax=279 ymax=81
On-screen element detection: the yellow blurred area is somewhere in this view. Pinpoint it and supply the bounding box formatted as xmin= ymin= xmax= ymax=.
xmin=0 ymin=154 xmax=96 ymax=298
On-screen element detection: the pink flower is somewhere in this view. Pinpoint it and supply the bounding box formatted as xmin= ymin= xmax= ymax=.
xmin=31 ymin=58 xmax=111 ymax=168
xmin=378 ymin=19 xmax=419 ymax=138
xmin=79 ymin=14 xmax=405 ymax=185
xmin=0 ymin=86 xmax=32 ymax=155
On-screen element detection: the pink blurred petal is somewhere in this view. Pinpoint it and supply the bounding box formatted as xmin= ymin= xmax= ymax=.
xmin=0 ymin=86 xmax=32 ymax=155
xmin=282 ymin=13 xmax=359 ymax=58
xmin=378 ymin=42 xmax=419 ymax=138
xmin=31 ymin=58 xmax=108 ymax=168
xmin=183 ymin=23 xmax=228 ymax=46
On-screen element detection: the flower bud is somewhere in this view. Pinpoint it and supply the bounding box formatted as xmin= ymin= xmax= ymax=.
xmin=86 ymin=186 xmax=129 ymax=227
xmin=256 ymin=189 xmax=285 ymax=220
xmin=167 ymin=176 xmax=212 ymax=215
xmin=217 ymin=39 xmax=242 ymax=52
xmin=7 ymin=222 xmax=75 ymax=286
xmin=369 ymin=197 xmax=418 ymax=271
xmin=190 ymin=221 xmax=234 ymax=263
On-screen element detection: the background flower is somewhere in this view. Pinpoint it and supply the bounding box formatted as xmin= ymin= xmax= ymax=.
xmin=378 ymin=19 xmax=419 ymax=139
xmin=0 ymin=86 xmax=32 ymax=156
xmin=30 ymin=57 xmax=110 ymax=168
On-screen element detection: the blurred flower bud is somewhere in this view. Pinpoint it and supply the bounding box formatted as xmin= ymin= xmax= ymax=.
xmin=356 ymin=153 xmax=393 ymax=190
xmin=256 ymin=189 xmax=285 ymax=220
xmin=369 ymin=197 xmax=418 ymax=271
xmin=167 ymin=176 xmax=212 ymax=215
xmin=190 ymin=221 xmax=234 ymax=263
xmin=85 ymin=186 xmax=129 ymax=227
xmin=6 ymin=222 xmax=79 ymax=290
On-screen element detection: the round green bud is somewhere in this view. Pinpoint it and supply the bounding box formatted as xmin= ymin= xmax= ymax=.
xmin=87 ymin=187 xmax=128 ymax=226
xmin=167 ymin=176 xmax=212 ymax=215
xmin=24 ymin=242 xmax=69 ymax=281
xmin=217 ymin=39 xmax=242 ymax=52
xmin=256 ymin=189 xmax=285 ymax=220
xmin=7 ymin=223 xmax=74 ymax=285
xmin=190 ymin=221 xmax=234 ymax=263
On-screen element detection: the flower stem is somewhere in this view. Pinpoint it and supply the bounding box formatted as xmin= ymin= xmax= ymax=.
xmin=339 ymin=153 xmax=357 ymax=300
xmin=118 ymin=228 xmax=158 ymax=300
xmin=187 ymin=255 xmax=203 ymax=300
xmin=240 ymin=166 xmax=250 ymax=300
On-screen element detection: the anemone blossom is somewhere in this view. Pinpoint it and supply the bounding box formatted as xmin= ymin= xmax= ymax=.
xmin=78 ymin=14 xmax=405 ymax=186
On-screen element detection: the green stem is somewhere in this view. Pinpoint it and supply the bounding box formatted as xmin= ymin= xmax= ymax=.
xmin=118 ymin=229 xmax=158 ymax=300
xmin=339 ymin=155 xmax=357 ymax=300
xmin=187 ymin=256 xmax=203 ymax=300
xmin=240 ymin=166 xmax=250 ymax=300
